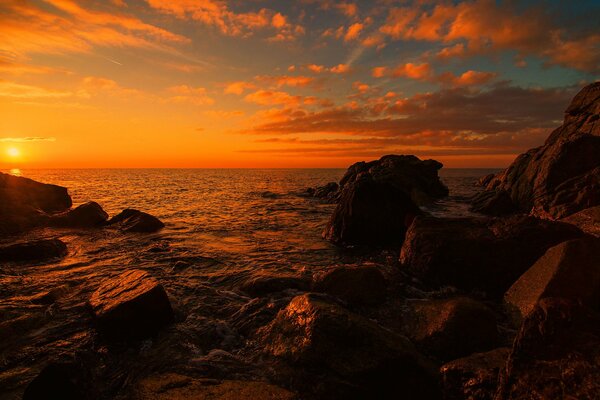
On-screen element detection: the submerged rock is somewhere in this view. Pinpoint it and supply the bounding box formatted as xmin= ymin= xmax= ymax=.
xmin=312 ymin=266 xmax=387 ymax=306
xmin=0 ymin=238 xmax=67 ymax=263
xmin=472 ymin=82 xmax=600 ymax=219
xmin=561 ymin=205 xmax=600 ymax=237
xmin=88 ymin=269 xmax=173 ymax=339
xmin=504 ymin=237 xmax=600 ymax=321
xmin=403 ymin=297 xmax=499 ymax=361
xmin=107 ymin=209 xmax=164 ymax=233
xmin=49 ymin=201 xmax=109 ymax=228
xmin=399 ymin=215 xmax=583 ymax=297
xmin=259 ymin=293 xmax=441 ymax=399
xmin=495 ymin=298 xmax=600 ymax=400
xmin=238 ymin=274 xmax=310 ymax=297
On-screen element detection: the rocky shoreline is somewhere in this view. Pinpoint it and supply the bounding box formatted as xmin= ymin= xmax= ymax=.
xmin=1 ymin=82 xmax=599 ymax=399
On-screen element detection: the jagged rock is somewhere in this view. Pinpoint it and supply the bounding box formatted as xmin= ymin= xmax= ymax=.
xmin=495 ymin=298 xmax=600 ymax=400
xmin=473 ymin=82 xmax=600 ymax=219
xmin=0 ymin=238 xmax=67 ymax=263
xmin=477 ymin=174 xmax=497 ymax=188
xmin=441 ymin=348 xmax=510 ymax=400
xmin=323 ymin=155 xmax=448 ymax=246
xmin=49 ymin=201 xmax=108 ymax=228
xmin=302 ymin=182 xmax=339 ymax=202
xmin=238 ymin=274 xmax=310 ymax=297
xmin=88 ymin=269 xmax=173 ymax=339
xmin=399 ymin=215 xmax=583 ymax=297
xmin=504 ymin=237 xmax=600 ymax=321
xmin=312 ymin=266 xmax=387 ymax=306
xmin=107 ymin=209 xmax=164 ymax=233
xmin=23 ymin=361 xmax=92 ymax=400
xmin=133 ymin=373 xmax=296 ymax=400
xmin=259 ymin=293 xmax=441 ymax=399
xmin=403 ymin=297 xmax=499 ymax=361
xmin=561 ymin=205 xmax=600 ymax=237
xmin=470 ymin=190 xmax=516 ymax=216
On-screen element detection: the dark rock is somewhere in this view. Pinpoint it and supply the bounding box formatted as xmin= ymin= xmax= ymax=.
xmin=495 ymin=298 xmax=600 ymax=400
xmin=470 ymin=190 xmax=517 ymax=216
xmin=230 ymin=296 xmax=292 ymax=337
xmin=323 ymin=155 xmax=448 ymax=246
xmin=399 ymin=215 xmax=583 ymax=297
xmin=259 ymin=293 xmax=441 ymax=399
xmin=561 ymin=205 xmax=600 ymax=237
xmin=238 ymin=274 xmax=310 ymax=297
xmin=403 ymin=297 xmax=499 ymax=361
xmin=477 ymin=174 xmax=497 ymax=188
xmin=107 ymin=209 xmax=164 ymax=233
xmin=312 ymin=266 xmax=387 ymax=306
xmin=23 ymin=361 xmax=91 ymax=400
xmin=441 ymin=347 xmax=510 ymax=400
xmin=474 ymin=82 xmax=600 ymax=219
xmin=302 ymin=182 xmax=340 ymax=202
xmin=49 ymin=201 xmax=109 ymax=228
xmin=504 ymin=237 xmax=600 ymax=321
xmin=88 ymin=269 xmax=173 ymax=339
xmin=0 ymin=238 xmax=67 ymax=263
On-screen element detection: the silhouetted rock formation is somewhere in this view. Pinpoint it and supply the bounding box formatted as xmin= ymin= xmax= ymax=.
xmin=399 ymin=215 xmax=583 ymax=297
xmin=23 ymin=361 xmax=92 ymax=400
xmin=238 ymin=273 xmax=310 ymax=297
xmin=323 ymin=155 xmax=447 ymax=246
xmin=259 ymin=293 xmax=441 ymax=399
xmin=0 ymin=238 xmax=67 ymax=263
xmin=88 ymin=269 xmax=173 ymax=339
xmin=49 ymin=201 xmax=109 ymax=228
xmin=495 ymin=298 xmax=600 ymax=399
xmin=301 ymin=182 xmax=339 ymax=202
xmin=107 ymin=209 xmax=164 ymax=233
xmin=472 ymin=82 xmax=600 ymax=219
xmin=312 ymin=266 xmax=387 ymax=306
xmin=504 ymin=237 xmax=600 ymax=322
xmin=561 ymin=205 xmax=600 ymax=237
xmin=403 ymin=297 xmax=499 ymax=361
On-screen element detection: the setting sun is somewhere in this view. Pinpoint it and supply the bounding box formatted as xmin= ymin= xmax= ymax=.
xmin=6 ymin=147 xmax=20 ymax=158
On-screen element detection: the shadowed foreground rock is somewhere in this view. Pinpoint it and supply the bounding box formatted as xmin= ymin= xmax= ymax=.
xmin=403 ymin=297 xmax=499 ymax=361
xmin=107 ymin=209 xmax=165 ymax=233
xmin=561 ymin=205 xmax=600 ymax=237
xmin=49 ymin=201 xmax=109 ymax=228
xmin=312 ymin=265 xmax=387 ymax=306
xmin=504 ymin=237 xmax=600 ymax=321
xmin=472 ymin=82 xmax=600 ymax=218
xmin=0 ymin=238 xmax=67 ymax=263
xmin=23 ymin=361 xmax=92 ymax=400
xmin=259 ymin=293 xmax=441 ymax=399
xmin=89 ymin=269 xmax=173 ymax=339
xmin=495 ymin=298 xmax=600 ymax=400
xmin=400 ymin=215 xmax=583 ymax=297
xmin=238 ymin=273 xmax=310 ymax=297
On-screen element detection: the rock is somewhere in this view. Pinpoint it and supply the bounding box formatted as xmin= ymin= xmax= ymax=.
xmin=399 ymin=215 xmax=583 ymax=297
xmin=504 ymin=237 xmax=600 ymax=321
xmin=133 ymin=373 xmax=296 ymax=400
xmin=88 ymin=269 xmax=173 ymax=339
xmin=23 ymin=361 xmax=91 ymax=400
xmin=312 ymin=266 xmax=387 ymax=306
xmin=477 ymin=174 xmax=497 ymax=188
xmin=323 ymin=155 xmax=448 ymax=246
xmin=302 ymin=182 xmax=340 ymax=202
xmin=49 ymin=201 xmax=109 ymax=228
xmin=561 ymin=205 xmax=600 ymax=237
xmin=495 ymin=298 xmax=600 ymax=400
xmin=470 ymin=190 xmax=517 ymax=216
xmin=403 ymin=297 xmax=499 ymax=361
xmin=440 ymin=348 xmax=510 ymax=400
xmin=259 ymin=293 xmax=441 ymax=399
xmin=473 ymin=82 xmax=600 ymax=219
xmin=107 ymin=209 xmax=164 ymax=233
xmin=238 ymin=274 xmax=310 ymax=297
xmin=0 ymin=239 xmax=67 ymax=263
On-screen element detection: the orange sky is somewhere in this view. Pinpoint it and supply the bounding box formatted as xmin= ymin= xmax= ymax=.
xmin=1 ymin=0 xmax=598 ymax=169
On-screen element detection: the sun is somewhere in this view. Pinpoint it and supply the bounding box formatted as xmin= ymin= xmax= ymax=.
xmin=6 ymin=147 xmax=20 ymax=158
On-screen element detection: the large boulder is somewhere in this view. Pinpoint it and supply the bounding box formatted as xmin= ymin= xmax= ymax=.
xmin=258 ymin=293 xmax=440 ymax=399
xmin=312 ymin=266 xmax=387 ymax=306
xmin=106 ymin=209 xmax=164 ymax=233
xmin=403 ymin=297 xmax=499 ymax=361
xmin=399 ymin=215 xmax=583 ymax=297
xmin=504 ymin=237 xmax=600 ymax=321
xmin=561 ymin=205 xmax=600 ymax=237
xmin=323 ymin=155 xmax=448 ymax=246
xmin=0 ymin=238 xmax=67 ymax=263
xmin=473 ymin=82 xmax=600 ymax=219
xmin=23 ymin=361 xmax=92 ymax=400
xmin=88 ymin=269 xmax=173 ymax=339
xmin=49 ymin=201 xmax=109 ymax=228
xmin=495 ymin=298 xmax=600 ymax=400
xmin=238 ymin=273 xmax=310 ymax=297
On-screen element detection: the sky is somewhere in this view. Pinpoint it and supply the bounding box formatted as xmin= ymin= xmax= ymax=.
xmin=0 ymin=0 xmax=599 ymax=169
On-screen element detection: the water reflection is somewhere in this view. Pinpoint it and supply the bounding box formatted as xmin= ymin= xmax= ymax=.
xmin=9 ymin=168 xmax=21 ymax=176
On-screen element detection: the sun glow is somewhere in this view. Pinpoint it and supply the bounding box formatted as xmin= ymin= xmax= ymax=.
xmin=6 ymin=147 xmax=20 ymax=158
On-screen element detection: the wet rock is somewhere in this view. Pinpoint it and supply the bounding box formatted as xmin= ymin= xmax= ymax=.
xmin=302 ymin=182 xmax=339 ymax=202
xmin=230 ymin=296 xmax=292 ymax=337
xmin=561 ymin=205 xmax=600 ymax=237
xmin=107 ymin=209 xmax=164 ymax=233
xmin=399 ymin=215 xmax=583 ymax=297
xmin=504 ymin=237 xmax=600 ymax=321
xmin=133 ymin=373 xmax=296 ymax=400
xmin=238 ymin=274 xmax=310 ymax=297
xmin=470 ymin=190 xmax=516 ymax=216
xmin=403 ymin=297 xmax=499 ymax=361
xmin=0 ymin=238 xmax=67 ymax=263
xmin=259 ymin=293 xmax=441 ymax=399
xmin=323 ymin=155 xmax=447 ymax=246
xmin=477 ymin=174 xmax=497 ymax=188
xmin=495 ymin=298 xmax=600 ymax=400
xmin=49 ymin=201 xmax=109 ymax=228
xmin=89 ymin=269 xmax=173 ymax=339
xmin=23 ymin=361 xmax=91 ymax=400
xmin=473 ymin=82 xmax=600 ymax=219
xmin=312 ymin=266 xmax=387 ymax=306
xmin=441 ymin=347 xmax=510 ymax=400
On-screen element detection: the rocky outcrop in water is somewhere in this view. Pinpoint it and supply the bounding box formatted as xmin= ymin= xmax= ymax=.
xmin=472 ymin=82 xmax=600 ymax=219
xmin=107 ymin=209 xmax=165 ymax=233
xmin=323 ymin=155 xmax=448 ymax=246
xmin=49 ymin=201 xmax=109 ymax=228
xmin=301 ymin=182 xmax=339 ymax=202
xmin=0 ymin=238 xmax=67 ymax=263
xmin=312 ymin=266 xmax=387 ymax=306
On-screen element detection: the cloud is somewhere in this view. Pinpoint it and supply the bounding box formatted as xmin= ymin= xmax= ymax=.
xmin=244 ymin=90 xmax=302 ymax=106
xmin=0 ymin=80 xmax=73 ymax=99
xmin=224 ymin=81 xmax=256 ymax=95
xmin=344 ymin=22 xmax=364 ymax=41
xmin=391 ymin=62 xmax=433 ymax=81
xmin=376 ymin=62 xmax=497 ymax=88
xmin=437 ymin=70 xmax=497 ymax=87
xmin=330 ymin=63 xmax=352 ymax=74
xmin=165 ymin=85 xmax=214 ymax=106
xmin=0 ymin=136 xmax=56 ymax=142
xmin=256 ymin=75 xmax=316 ymax=88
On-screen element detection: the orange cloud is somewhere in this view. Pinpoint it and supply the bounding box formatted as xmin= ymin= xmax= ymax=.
xmin=244 ymin=90 xmax=302 ymax=106
xmin=371 ymin=66 xmax=388 ymax=78
xmin=224 ymin=81 xmax=256 ymax=95
xmin=344 ymin=22 xmax=364 ymax=41
xmin=391 ymin=63 xmax=433 ymax=81
xmin=437 ymin=70 xmax=497 ymax=87
xmin=166 ymin=85 xmax=214 ymax=106
xmin=330 ymin=64 xmax=352 ymax=74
